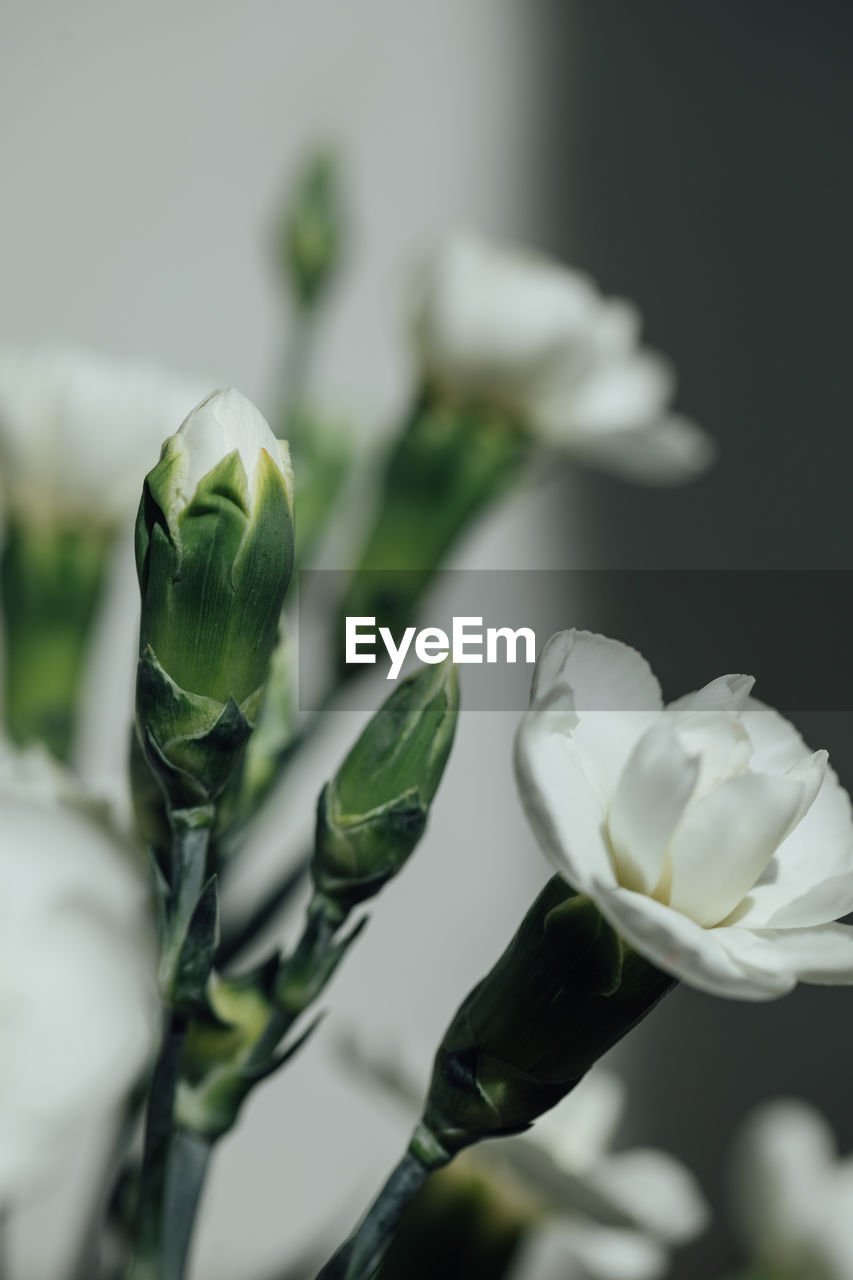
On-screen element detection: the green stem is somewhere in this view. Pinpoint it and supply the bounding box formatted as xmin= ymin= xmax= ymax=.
xmin=280 ymin=303 xmax=317 ymax=434
xmin=128 ymin=811 xmax=213 ymax=1280
xmin=246 ymin=895 xmax=341 ymax=1070
xmin=128 ymin=1011 xmax=189 ymax=1280
xmin=161 ymin=1131 xmax=213 ymax=1280
xmin=315 ymin=1136 xmax=448 ymax=1280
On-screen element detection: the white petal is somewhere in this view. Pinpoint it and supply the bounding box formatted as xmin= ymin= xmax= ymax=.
xmin=736 ymin=755 xmax=853 ymax=929
xmin=176 ymin=387 xmax=288 ymax=509
xmin=667 ymin=761 xmax=825 ymax=927
xmin=530 ymin=630 xmax=663 ymax=715
xmin=566 ymin=415 xmax=716 ymax=486
xmin=515 ymin=715 xmax=615 ymax=895
xmin=608 ymin=726 xmax=698 ymax=895
xmin=526 ymin=630 xmax=662 ymax=804
xmin=592 ymin=886 xmax=793 ymax=999
xmin=512 ymin=1221 xmax=668 ymax=1280
xmin=719 ymin=924 xmax=853 ymax=986
xmin=411 ymin=232 xmax=600 ymax=405
xmin=668 ymin=674 xmax=755 ymax=714
xmin=564 ymin=353 xmax=675 ymax=437
xmin=729 ymin=1099 xmax=836 ymax=1260
xmin=669 ymin=709 xmax=753 ymax=797
xmin=586 ymin=1150 xmax=710 ymax=1244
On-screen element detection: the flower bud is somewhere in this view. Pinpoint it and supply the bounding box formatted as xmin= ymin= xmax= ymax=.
xmin=422 ymin=877 xmax=674 ymax=1155
xmin=313 ymin=660 xmax=459 ymax=913
xmin=280 ymin=149 xmax=343 ymax=309
xmin=134 ymin=388 xmax=294 ymax=807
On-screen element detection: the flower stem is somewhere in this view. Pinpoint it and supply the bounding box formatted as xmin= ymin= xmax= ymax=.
xmin=161 ymin=1130 xmax=213 ymax=1280
xmin=245 ymin=894 xmax=341 ymax=1070
xmin=314 ymin=1130 xmax=450 ymax=1280
xmin=127 ymin=811 xmax=213 ymax=1280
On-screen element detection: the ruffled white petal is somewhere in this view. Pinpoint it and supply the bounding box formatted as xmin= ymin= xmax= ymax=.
xmin=525 ymin=630 xmax=662 ymax=804
xmin=512 ymin=1220 xmax=668 ymax=1280
xmin=667 ymin=674 xmax=755 ymax=714
xmin=718 ymin=923 xmax=853 ymax=986
xmin=593 ymin=885 xmax=794 ymax=999
xmin=667 ymin=760 xmax=825 ymax=927
xmin=608 ymin=727 xmax=698 ymax=895
xmin=515 ymin=718 xmax=615 ymax=894
xmin=585 ymin=1149 xmax=710 ymax=1244
xmin=559 ymin=353 xmax=674 ymax=438
xmin=566 ymin=415 xmax=715 ymax=486
xmin=736 ymin=756 xmax=853 ymax=929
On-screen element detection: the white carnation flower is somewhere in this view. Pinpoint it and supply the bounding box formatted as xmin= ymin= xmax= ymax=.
xmin=515 ymin=629 xmax=853 ymax=1000
xmin=410 ymin=232 xmax=714 ymax=485
xmin=731 ymin=1099 xmax=853 ymax=1280
xmin=0 ymin=742 xmax=157 ymax=1202
xmin=0 ymin=343 xmax=210 ymax=527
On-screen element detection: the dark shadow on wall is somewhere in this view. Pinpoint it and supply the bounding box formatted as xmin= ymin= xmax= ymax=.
xmin=534 ymin=2 xmax=853 ymax=1274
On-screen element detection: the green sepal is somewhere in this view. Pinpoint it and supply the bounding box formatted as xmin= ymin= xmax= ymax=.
xmin=422 ymin=878 xmax=673 ymax=1154
xmin=176 ymin=1013 xmax=323 ymax=1140
xmin=274 ymin=913 xmax=367 ymax=1013
xmin=181 ymin=957 xmax=280 ymax=1085
xmin=167 ymin=876 xmax=220 ymax=1009
xmin=312 ymin=661 xmax=459 ymax=911
xmin=136 ymin=646 xmax=257 ymax=807
xmin=137 ymin=446 xmax=293 ymax=707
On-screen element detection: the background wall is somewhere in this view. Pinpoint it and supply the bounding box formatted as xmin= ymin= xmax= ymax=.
xmin=546 ymin=3 xmax=853 ymax=1274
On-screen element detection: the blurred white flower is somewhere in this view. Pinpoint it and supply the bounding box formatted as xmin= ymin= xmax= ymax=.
xmin=410 ymin=232 xmax=714 ymax=484
xmin=731 ymin=1099 xmax=853 ymax=1280
xmin=515 ymin=629 xmax=853 ymax=1001
xmin=341 ymin=1032 xmax=708 ymax=1280
xmin=0 ymin=739 xmax=157 ymax=1203
xmin=0 ymin=343 xmax=210 ymax=528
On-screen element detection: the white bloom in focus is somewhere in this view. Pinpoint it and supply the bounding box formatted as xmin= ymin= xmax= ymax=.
xmin=0 ymin=343 xmax=210 ymax=527
xmin=341 ymin=1032 xmax=707 ymax=1280
xmin=731 ymin=1099 xmax=853 ymax=1280
xmin=515 ymin=629 xmax=853 ymax=1001
xmin=410 ymin=232 xmax=714 ymax=484
xmin=168 ymin=387 xmax=294 ymax=517
xmin=0 ymin=742 xmax=157 ymax=1201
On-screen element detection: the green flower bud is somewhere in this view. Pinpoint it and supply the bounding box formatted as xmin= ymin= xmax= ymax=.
xmin=422 ymin=877 xmax=675 ymax=1155
xmin=280 ymin=149 xmax=343 ymax=309
xmin=313 ymin=660 xmax=459 ymax=912
xmin=134 ymin=388 xmax=294 ymax=807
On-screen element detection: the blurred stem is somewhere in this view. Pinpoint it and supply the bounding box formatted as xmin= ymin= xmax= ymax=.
xmin=161 ymin=1131 xmax=212 ymax=1280
xmin=128 ymin=811 xmax=213 ymax=1280
xmin=0 ymin=519 xmax=112 ymax=760
xmin=245 ymin=894 xmax=342 ymax=1070
xmin=314 ymin=1135 xmax=449 ymax=1280
xmin=280 ymin=302 xmax=317 ymax=435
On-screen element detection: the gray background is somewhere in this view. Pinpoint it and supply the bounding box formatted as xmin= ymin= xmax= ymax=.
xmin=2 ymin=3 xmax=852 ymax=1277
